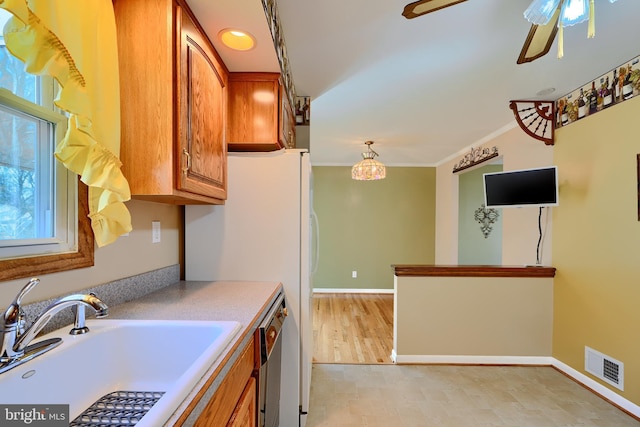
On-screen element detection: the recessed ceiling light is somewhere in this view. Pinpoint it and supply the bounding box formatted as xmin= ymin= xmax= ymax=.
xmin=218 ymin=28 xmax=256 ymax=51
xmin=536 ymin=87 xmax=556 ymax=97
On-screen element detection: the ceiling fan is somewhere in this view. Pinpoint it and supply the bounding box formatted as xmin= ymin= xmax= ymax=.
xmin=402 ymin=0 xmax=619 ymax=64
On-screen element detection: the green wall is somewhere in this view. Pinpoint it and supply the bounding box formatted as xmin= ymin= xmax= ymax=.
xmin=553 ymin=96 xmax=640 ymax=403
xmin=458 ymin=164 xmax=502 ymax=264
xmin=312 ymin=166 xmax=436 ymax=290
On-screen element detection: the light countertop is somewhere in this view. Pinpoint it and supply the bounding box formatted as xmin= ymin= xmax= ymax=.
xmin=106 ymin=280 xmax=282 ymax=426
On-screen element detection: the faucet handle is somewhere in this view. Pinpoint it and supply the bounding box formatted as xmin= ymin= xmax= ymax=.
xmin=3 ymin=278 xmax=39 ymax=326
xmin=16 ymin=278 xmax=40 ymax=304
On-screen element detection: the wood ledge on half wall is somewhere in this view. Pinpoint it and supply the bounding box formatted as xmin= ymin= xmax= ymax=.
xmin=392 ymin=265 xmax=556 ymax=278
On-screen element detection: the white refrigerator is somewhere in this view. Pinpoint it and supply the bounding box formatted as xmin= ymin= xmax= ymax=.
xmin=185 ymin=149 xmax=316 ymax=427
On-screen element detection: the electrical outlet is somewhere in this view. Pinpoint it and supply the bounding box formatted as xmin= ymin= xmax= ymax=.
xmin=152 ymin=221 xmax=161 ymax=243
xmin=352 ymin=270 xmax=357 ymax=278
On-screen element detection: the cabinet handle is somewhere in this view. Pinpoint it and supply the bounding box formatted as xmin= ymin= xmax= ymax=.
xmin=182 ymin=148 xmax=191 ymax=175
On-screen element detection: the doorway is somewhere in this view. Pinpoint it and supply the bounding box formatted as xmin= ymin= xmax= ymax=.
xmin=458 ymin=163 xmax=503 ymax=264
xmin=312 ymin=293 xmax=394 ymax=364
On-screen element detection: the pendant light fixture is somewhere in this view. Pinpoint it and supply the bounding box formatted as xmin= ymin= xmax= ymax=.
xmin=351 ymin=141 xmax=386 ymax=181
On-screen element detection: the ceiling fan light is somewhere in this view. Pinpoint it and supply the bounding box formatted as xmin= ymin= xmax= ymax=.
xmin=524 ymin=0 xmax=561 ymax=25
xmin=560 ymin=0 xmax=590 ymax=27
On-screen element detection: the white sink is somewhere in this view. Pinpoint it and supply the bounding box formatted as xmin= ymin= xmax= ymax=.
xmin=0 ymin=319 xmax=241 ymax=426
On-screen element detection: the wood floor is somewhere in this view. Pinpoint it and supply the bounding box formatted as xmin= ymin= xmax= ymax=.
xmin=312 ymin=293 xmax=393 ymax=364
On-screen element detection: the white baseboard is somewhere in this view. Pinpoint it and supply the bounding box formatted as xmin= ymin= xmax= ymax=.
xmin=313 ymin=288 xmax=394 ymax=294
xmin=391 ymin=353 xmax=640 ymax=419
xmin=552 ymin=359 xmax=640 ymax=419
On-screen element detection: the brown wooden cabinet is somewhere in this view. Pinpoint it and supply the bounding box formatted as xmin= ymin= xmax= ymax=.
xmin=114 ymin=0 xmax=227 ymax=204
xmin=227 ymin=72 xmax=295 ymax=152
xmin=226 ymin=377 xmax=257 ymax=427
xmin=194 ymin=335 xmax=258 ymax=427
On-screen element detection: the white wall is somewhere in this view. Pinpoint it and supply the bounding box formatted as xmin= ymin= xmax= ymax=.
xmin=436 ymin=124 xmax=555 ymax=266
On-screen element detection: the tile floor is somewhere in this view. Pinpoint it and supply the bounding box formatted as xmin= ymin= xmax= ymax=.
xmin=306 ymin=364 xmax=640 ymax=427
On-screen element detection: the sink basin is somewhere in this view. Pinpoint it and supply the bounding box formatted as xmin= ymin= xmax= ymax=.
xmin=0 ymin=319 xmax=241 ymax=426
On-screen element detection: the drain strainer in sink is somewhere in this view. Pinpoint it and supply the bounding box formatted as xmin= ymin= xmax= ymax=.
xmin=70 ymin=391 xmax=165 ymax=426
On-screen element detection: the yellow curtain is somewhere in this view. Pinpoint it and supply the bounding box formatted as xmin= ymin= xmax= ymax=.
xmin=1 ymin=0 xmax=132 ymax=247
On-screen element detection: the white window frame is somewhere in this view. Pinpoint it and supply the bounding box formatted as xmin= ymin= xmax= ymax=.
xmin=0 ymin=59 xmax=78 ymax=260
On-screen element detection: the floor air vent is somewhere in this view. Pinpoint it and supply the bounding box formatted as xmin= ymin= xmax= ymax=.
xmin=585 ymin=346 xmax=624 ymax=391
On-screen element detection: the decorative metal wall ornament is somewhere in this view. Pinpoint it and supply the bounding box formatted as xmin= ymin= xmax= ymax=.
xmin=452 ymin=146 xmax=499 ymax=173
xmin=509 ymin=100 xmax=555 ymax=145
xmin=474 ymin=204 xmax=499 ymax=238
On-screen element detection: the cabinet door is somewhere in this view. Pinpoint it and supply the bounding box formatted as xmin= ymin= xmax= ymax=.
xmin=227 ymin=73 xmax=284 ymax=152
xmin=179 ymin=10 xmax=227 ymax=200
xmin=226 ymin=377 xmax=257 ymax=427
xmin=195 ymin=336 xmax=255 ymax=427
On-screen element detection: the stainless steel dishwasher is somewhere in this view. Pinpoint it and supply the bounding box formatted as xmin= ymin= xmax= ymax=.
xmin=258 ymin=293 xmax=287 ymax=427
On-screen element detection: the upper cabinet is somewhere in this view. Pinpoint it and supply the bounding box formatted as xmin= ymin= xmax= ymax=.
xmin=114 ymin=0 xmax=227 ymax=204
xmin=227 ymin=72 xmax=295 ymax=152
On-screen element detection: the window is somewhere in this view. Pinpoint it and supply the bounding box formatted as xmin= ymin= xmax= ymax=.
xmin=0 ymin=9 xmax=93 ymax=281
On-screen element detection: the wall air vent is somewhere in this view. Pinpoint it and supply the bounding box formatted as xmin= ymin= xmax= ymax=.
xmin=585 ymin=346 xmax=624 ymax=391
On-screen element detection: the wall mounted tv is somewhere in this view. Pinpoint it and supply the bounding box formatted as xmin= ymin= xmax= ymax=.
xmin=483 ymin=166 xmax=559 ymax=208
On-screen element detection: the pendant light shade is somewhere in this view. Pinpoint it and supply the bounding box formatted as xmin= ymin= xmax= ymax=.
xmin=351 ymin=141 xmax=386 ymax=181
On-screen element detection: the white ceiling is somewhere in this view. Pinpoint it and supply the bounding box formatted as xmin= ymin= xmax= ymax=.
xmin=188 ymin=0 xmax=640 ymax=166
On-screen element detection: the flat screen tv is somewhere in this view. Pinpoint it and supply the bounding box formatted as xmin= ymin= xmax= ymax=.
xmin=483 ymin=166 xmax=558 ymax=208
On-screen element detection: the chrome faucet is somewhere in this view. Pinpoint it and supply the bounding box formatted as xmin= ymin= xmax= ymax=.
xmin=0 ymin=278 xmax=109 ymax=373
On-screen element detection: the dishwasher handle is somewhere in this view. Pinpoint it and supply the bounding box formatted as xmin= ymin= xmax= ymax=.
xmin=259 ymin=294 xmax=286 ymax=364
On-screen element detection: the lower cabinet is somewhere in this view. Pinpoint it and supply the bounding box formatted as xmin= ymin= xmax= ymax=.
xmin=194 ymin=335 xmax=258 ymax=426
xmin=227 ymin=377 xmax=257 ymax=427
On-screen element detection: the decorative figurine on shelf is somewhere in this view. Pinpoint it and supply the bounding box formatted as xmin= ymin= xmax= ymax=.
xmin=295 ymin=96 xmax=311 ymax=126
